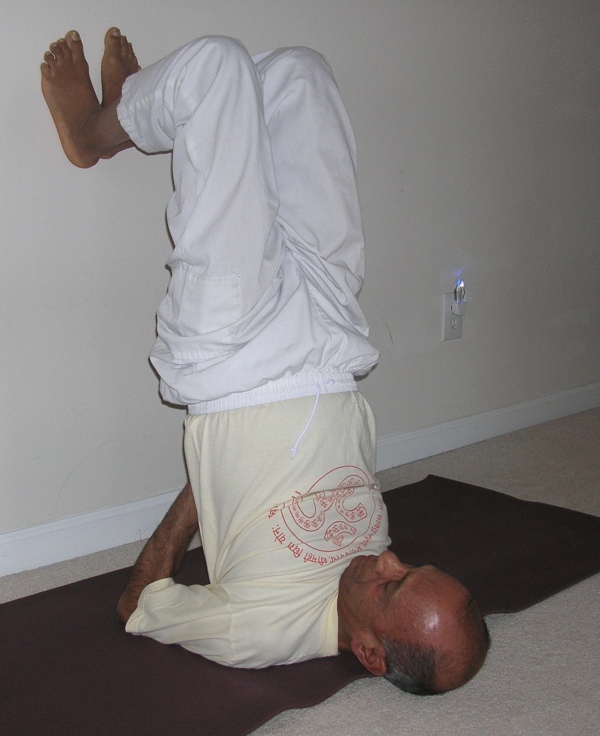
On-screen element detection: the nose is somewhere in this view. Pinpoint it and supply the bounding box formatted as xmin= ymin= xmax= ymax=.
xmin=375 ymin=550 xmax=412 ymax=577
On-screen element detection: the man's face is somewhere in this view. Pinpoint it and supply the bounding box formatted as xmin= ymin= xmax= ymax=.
xmin=338 ymin=550 xmax=472 ymax=651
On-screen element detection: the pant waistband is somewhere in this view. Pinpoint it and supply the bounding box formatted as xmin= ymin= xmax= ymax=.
xmin=187 ymin=371 xmax=357 ymax=414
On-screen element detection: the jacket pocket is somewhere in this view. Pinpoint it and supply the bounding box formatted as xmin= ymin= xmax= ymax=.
xmin=156 ymin=262 xmax=242 ymax=361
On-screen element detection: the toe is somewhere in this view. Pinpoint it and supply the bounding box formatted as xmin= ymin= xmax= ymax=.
xmin=65 ymin=30 xmax=83 ymax=57
xmin=49 ymin=41 xmax=63 ymax=60
xmin=105 ymin=27 xmax=122 ymax=47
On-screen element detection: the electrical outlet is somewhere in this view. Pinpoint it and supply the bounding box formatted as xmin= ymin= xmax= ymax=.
xmin=442 ymin=292 xmax=463 ymax=340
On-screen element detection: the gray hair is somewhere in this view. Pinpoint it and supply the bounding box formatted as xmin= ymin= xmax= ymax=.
xmin=382 ymin=637 xmax=440 ymax=695
xmin=383 ymin=599 xmax=491 ymax=695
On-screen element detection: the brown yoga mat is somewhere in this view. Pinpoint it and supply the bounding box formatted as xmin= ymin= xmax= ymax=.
xmin=2 ymin=475 xmax=599 ymax=736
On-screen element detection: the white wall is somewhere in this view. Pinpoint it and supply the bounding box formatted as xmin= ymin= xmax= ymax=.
xmin=2 ymin=1 xmax=599 ymax=537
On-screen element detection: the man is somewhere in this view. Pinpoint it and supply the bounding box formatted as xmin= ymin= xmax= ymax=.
xmin=41 ymin=29 xmax=489 ymax=694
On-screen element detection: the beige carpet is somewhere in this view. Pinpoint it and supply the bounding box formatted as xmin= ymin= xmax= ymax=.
xmin=2 ymin=408 xmax=599 ymax=735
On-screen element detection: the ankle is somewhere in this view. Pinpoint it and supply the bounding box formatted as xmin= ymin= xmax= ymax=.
xmin=77 ymin=101 xmax=129 ymax=160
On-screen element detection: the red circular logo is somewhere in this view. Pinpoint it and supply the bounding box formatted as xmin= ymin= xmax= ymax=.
xmin=280 ymin=466 xmax=378 ymax=553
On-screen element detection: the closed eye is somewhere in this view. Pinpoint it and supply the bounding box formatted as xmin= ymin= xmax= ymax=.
xmin=383 ymin=573 xmax=411 ymax=599
xmin=380 ymin=580 xmax=398 ymax=609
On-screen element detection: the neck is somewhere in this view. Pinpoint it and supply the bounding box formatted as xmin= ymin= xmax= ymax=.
xmin=336 ymin=594 xmax=352 ymax=651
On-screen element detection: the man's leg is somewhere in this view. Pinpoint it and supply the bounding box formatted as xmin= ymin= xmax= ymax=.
xmin=117 ymin=482 xmax=198 ymax=624
xmin=255 ymin=47 xmax=366 ymax=296
xmin=116 ymin=35 xmax=282 ymax=321
xmin=113 ymin=34 xmax=287 ymax=402
xmin=41 ymin=29 xmax=137 ymax=166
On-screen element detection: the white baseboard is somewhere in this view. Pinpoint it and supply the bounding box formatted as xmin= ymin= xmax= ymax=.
xmin=376 ymin=381 xmax=600 ymax=471
xmin=0 ymin=489 xmax=181 ymax=578
xmin=2 ymin=382 xmax=599 ymax=577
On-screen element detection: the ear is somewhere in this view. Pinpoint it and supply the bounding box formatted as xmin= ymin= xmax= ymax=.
xmin=350 ymin=635 xmax=387 ymax=677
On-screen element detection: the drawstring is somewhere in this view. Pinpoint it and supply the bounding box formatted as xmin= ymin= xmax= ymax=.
xmin=290 ymin=380 xmax=335 ymax=458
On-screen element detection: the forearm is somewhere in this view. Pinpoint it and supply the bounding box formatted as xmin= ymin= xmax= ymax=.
xmin=156 ymin=482 xmax=199 ymax=575
xmin=117 ymin=482 xmax=199 ymax=623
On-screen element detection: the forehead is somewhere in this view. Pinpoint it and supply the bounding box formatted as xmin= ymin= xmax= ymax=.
xmin=375 ymin=566 xmax=469 ymax=633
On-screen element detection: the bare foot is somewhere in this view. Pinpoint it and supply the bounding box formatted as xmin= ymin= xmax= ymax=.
xmin=101 ymin=27 xmax=141 ymax=107
xmin=41 ymin=30 xmax=131 ymax=167
xmin=99 ymin=27 xmax=140 ymax=159
xmin=41 ymin=31 xmax=104 ymax=167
